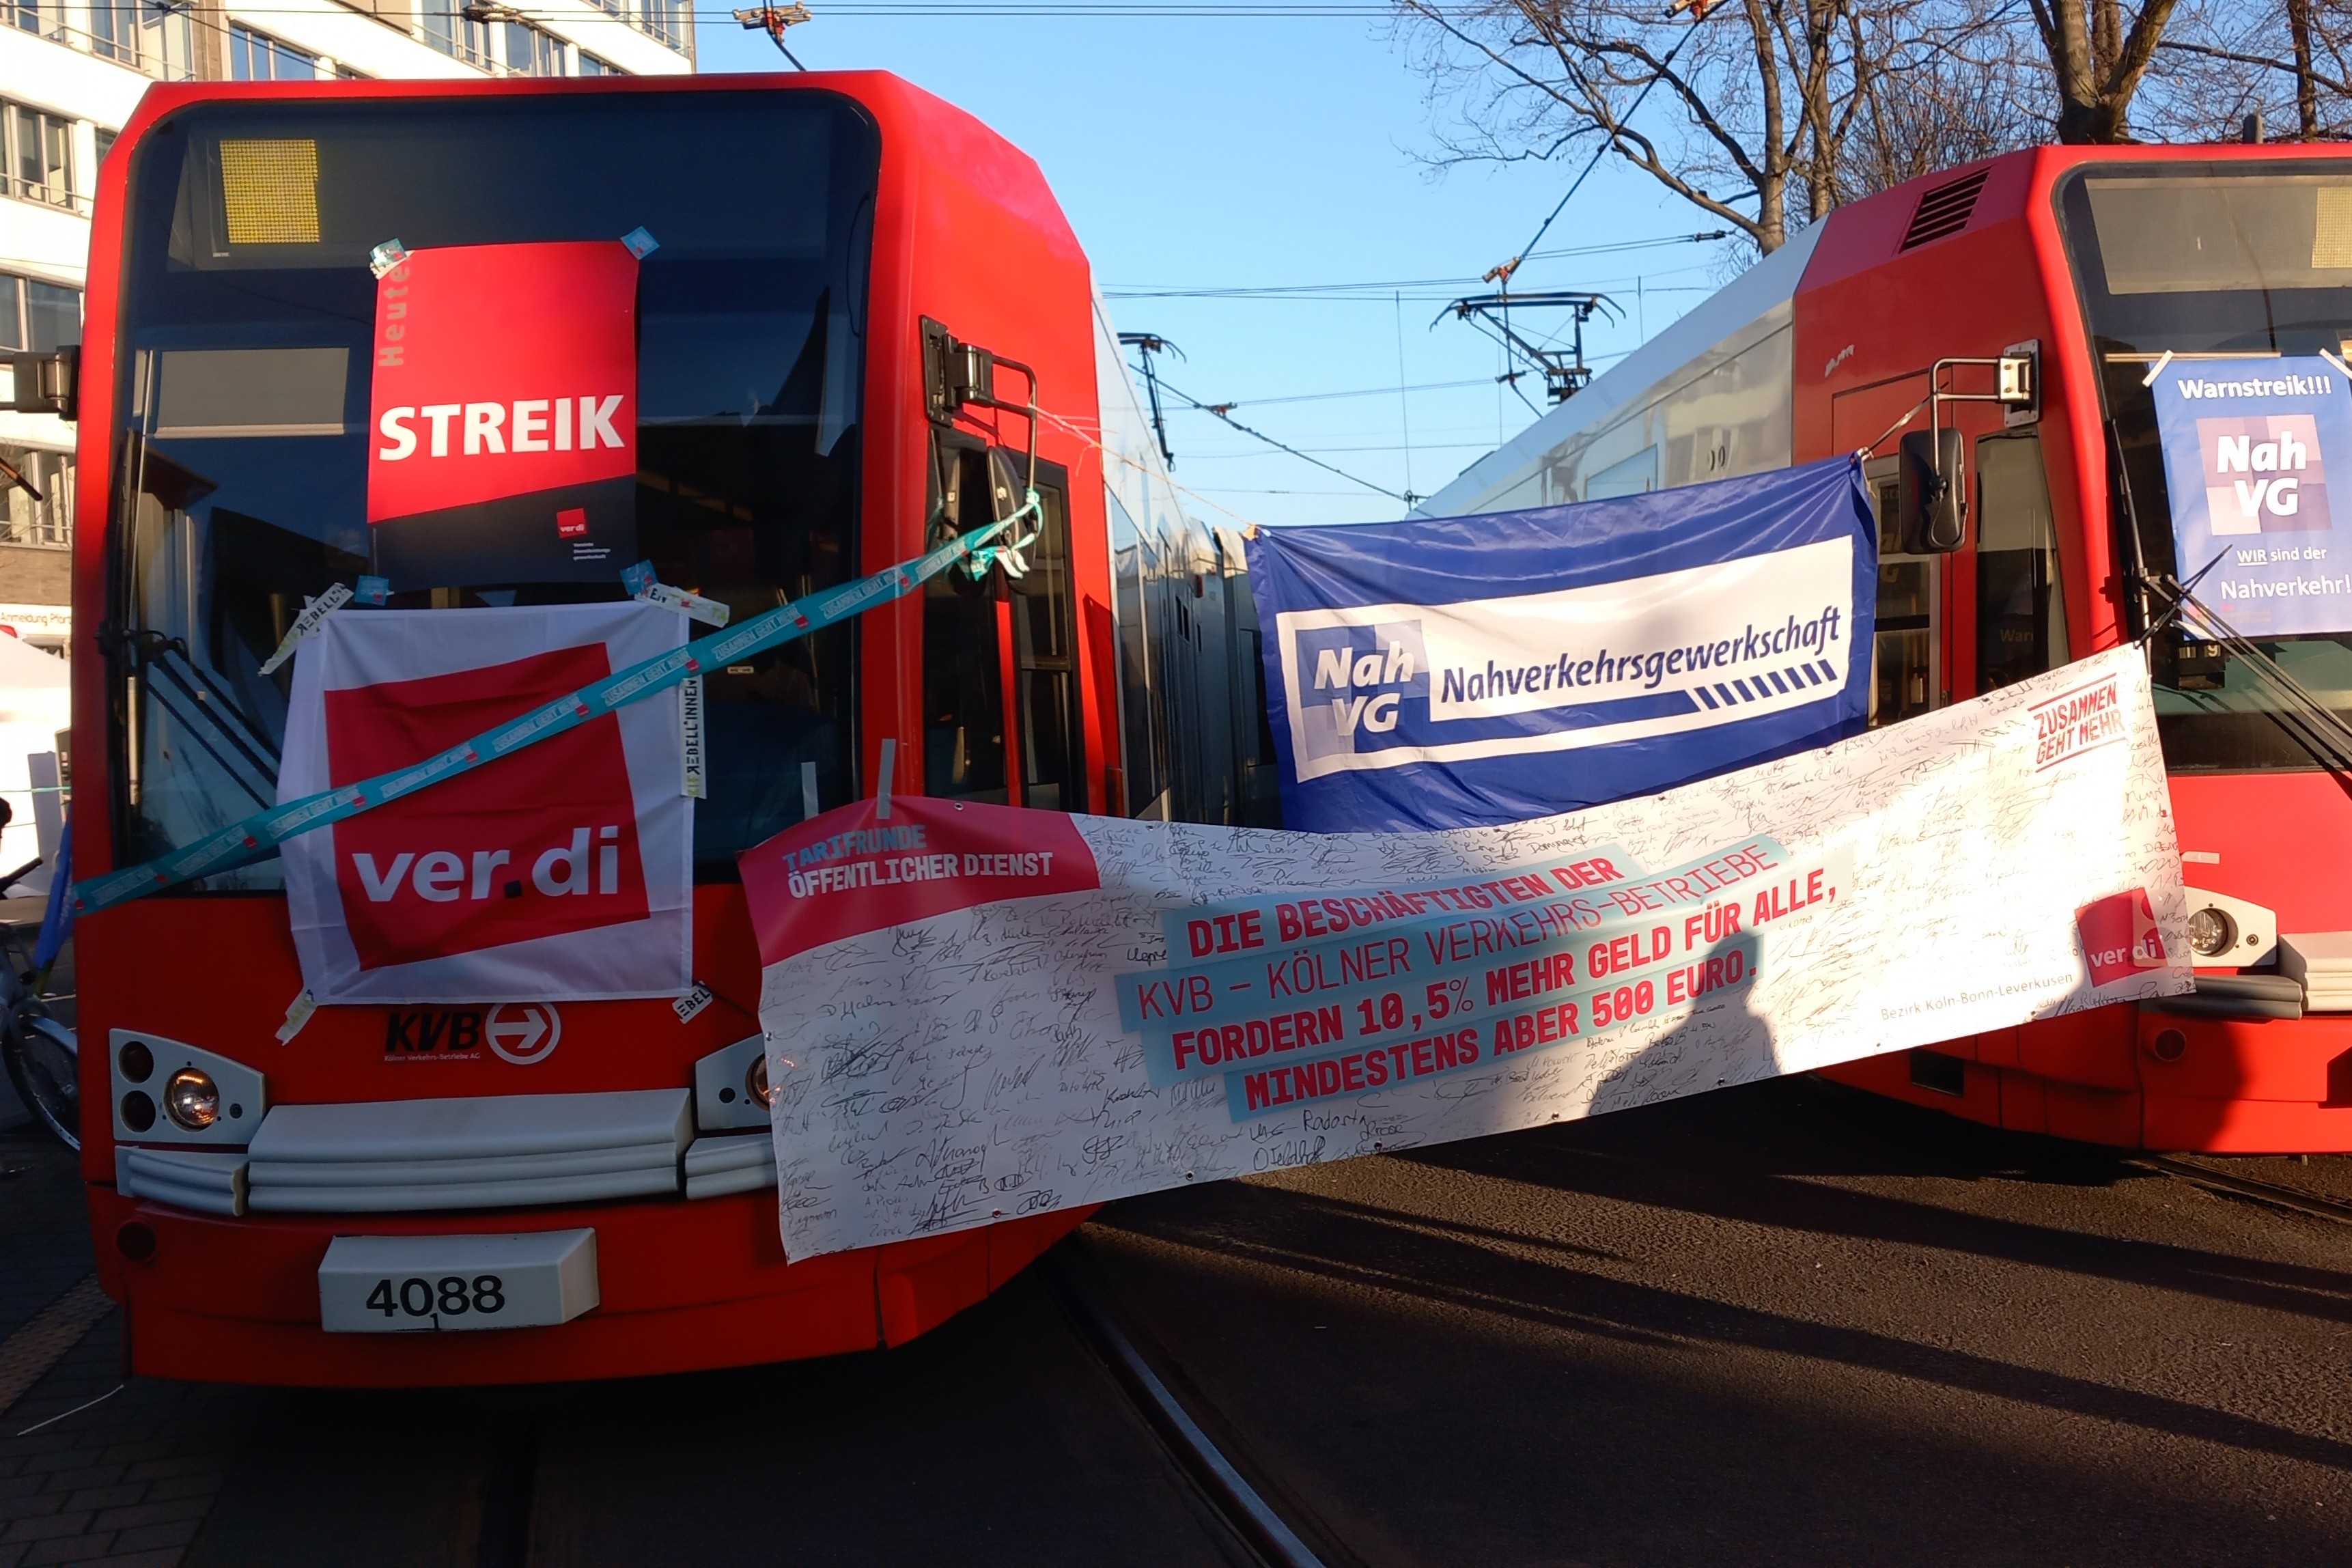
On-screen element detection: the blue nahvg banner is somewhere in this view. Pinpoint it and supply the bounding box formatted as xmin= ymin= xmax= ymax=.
xmin=2149 ymin=354 xmax=2352 ymax=636
xmin=1244 ymin=455 xmax=1877 ymax=832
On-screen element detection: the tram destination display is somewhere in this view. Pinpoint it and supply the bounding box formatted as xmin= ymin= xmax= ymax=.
xmin=743 ymin=643 xmax=2189 ymax=1259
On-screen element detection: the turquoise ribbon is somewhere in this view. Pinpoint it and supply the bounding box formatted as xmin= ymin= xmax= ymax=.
xmin=73 ymin=513 xmax=1016 ymax=916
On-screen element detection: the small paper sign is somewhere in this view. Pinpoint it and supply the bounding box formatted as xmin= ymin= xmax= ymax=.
xmin=680 ymin=674 xmax=705 ymax=799
xmin=277 ymin=988 xmax=318 ymax=1044
xmin=673 ymin=980 xmax=714 ymax=1023
xmin=260 ymin=583 xmax=354 ymax=676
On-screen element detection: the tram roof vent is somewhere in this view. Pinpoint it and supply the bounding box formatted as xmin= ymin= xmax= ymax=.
xmin=1899 ymin=169 xmax=1991 ymax=251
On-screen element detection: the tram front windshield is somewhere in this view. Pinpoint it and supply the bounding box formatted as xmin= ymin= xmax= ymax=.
xmin=2062 ymin=162 xmax=2352 ymax=773
xmin=108 ymin=91 xmax=878 ymax=886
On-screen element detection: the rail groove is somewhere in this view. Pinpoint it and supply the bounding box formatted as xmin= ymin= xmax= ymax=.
xmin=2138 ymin=1155 xmax=2352 ymax=1227
xmin=1048 ymin=1247 xmax=1334 ymax=1568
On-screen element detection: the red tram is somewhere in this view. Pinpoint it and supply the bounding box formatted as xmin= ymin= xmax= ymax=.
xmin=61 ymin=71 xmax=1268 ymax=1386
xmin=1424 ymin=141 xmax=2352 ymax=1152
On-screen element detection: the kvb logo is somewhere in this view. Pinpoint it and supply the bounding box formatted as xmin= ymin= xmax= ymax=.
xmin=325 ymin=643 xmax=651 ymax=970
xmin=2075 ymin=888 xmax=2167 ymax=987
xmin=1294 ymin=620 xmax=1428 ymax=763
xmin=2198 ymin=413 xmax=2329 ymax=535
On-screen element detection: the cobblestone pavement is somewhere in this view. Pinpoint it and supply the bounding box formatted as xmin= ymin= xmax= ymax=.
xmin=0 ymin=1134 xmax=262 ymax=1568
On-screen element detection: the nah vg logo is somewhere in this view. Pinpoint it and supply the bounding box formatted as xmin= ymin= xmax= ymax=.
xmin=2075 ymin=888 xmax=2166 ymax=988
xmin=1294 ymin=621 xmax=1428 ymax=763
xmin=325 ymin=643 xmax=648 ymax=970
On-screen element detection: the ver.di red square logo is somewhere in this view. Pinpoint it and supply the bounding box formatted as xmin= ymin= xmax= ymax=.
xmin=2075 ymin=888 xmax=2165 ymax=988
xmin=324 ymin=643 xmax=649 ymax=970
xmin=555 ymin=507 xmax=589 ymax=540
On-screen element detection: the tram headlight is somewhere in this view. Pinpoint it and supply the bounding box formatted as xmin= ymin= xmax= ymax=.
xmin=163 ymin=1068 xmax=221 ymax=1132
xmin=2187 ymin=906 xmax=2239 ymax=960
xmin=744 ymin=1053 xmax=774 ymax=1110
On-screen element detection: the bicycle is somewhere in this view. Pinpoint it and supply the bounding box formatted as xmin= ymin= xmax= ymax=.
xmin=0 ymin=797 xmax=76 ymax=1151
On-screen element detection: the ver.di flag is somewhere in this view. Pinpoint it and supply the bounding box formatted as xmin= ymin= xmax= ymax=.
xmin=1245 ymin=456 xmax=1877 ymax=831
xmin=279 ymin=602 xmax=692 ymax=1003
xmin=744 ymin=644 xmax=2187 ymax=1260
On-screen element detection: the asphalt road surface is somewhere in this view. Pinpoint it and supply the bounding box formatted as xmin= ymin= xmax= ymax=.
xmin=5 ymin=1072 xmax=2349 ymax=1567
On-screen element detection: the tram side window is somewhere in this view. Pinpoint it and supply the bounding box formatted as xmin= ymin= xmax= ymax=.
xmin=1108 ymin=490 xmax=1167 ymax=817
xmin=925 ymin=443 xmax=1008 ymax=802
xmin=1974 ymin=432 xmax=2069 ymax=691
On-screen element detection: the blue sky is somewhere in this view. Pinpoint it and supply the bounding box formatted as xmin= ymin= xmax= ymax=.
xmin=701 ymin=8 xmax=1729 ymax=527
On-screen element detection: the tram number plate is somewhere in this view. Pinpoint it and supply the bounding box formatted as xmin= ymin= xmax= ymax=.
xmin=318 ymin=1229 xmax=599 ymax=1334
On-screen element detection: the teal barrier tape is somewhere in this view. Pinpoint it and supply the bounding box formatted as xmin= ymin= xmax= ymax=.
xmin=73 ymin=509 xmax=1026 ymax=916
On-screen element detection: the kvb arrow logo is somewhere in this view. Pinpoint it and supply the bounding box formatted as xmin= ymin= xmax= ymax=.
xmin=486 ymin=1001 xmax=562 ymax=1065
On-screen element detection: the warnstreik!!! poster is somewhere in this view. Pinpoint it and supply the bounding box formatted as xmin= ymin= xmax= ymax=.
xmin=742 ymin=645 xmax=2188 ymax=1259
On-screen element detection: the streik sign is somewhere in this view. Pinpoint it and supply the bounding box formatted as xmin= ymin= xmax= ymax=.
xmin=2149 ymin=354 xmax=2352 ymax=636
xmin=1245 ymin=456 xmax=1877 ymax=831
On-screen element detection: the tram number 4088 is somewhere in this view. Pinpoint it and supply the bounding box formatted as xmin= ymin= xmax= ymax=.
xmin=365 ymin=1275 xmax=507 ymax=1320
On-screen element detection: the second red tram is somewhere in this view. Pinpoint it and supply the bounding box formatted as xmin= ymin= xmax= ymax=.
xmin=66 ymin=70 xmax=1270 ymax=1386
xmin=1425 ymin=141 xmax=2352 ymax=1153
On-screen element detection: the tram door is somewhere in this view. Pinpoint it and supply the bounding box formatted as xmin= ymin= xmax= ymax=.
xmin=923 ymin=438 xmax=1087 ymax=810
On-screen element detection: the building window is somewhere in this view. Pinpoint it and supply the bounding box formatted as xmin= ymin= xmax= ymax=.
xmin=89 ymin=1 xmax=138 ymax=65
xmin=10 ymin=1 xmax=36 ymax=37
xmin=0 ymin=275 xmax=84 ymax=355
xmin=420 ymin=0 xmax=489 ymax=67
xmin=0 ymin=445 xmax=72 ymax=550
xmin=335 ymin=63 xmax=368 ymax=80
xmin=1 ymin=104 xmax=71 ymax=210
xmin=502 ymin=18 xmax=563 ymax=75
xmin=94 ymin=127 xmax=115 ymax=165
xmin=576 ymin=50 xmax=619 ymax=76
xmin=640 ymin=0 xmax=685 ymax=49
xmin=89 ymin=0 xmax=193 ymax=74
xmin=229 ymin=24 xmax=315 ymax=81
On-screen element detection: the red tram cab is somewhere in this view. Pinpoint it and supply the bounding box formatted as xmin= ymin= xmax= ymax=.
xmin=1425 ymin=141 xmax=2352 ymax=1153
xmin=68 ymin=72 xmax=1268 ymax=1386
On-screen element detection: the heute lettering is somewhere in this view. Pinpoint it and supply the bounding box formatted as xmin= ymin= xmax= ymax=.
xmin=351 ymin=827 xmax=627 ymax=904
xmin=378 ymin=397 xmax=627 ymax=462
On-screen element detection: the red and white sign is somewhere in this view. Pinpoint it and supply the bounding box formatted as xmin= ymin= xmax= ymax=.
xmin=368 ymin=240 xmax=638 ymax=524
xmin=279 ymin=602 xmax=692 ymax=1004
xmin=2075 ymin=888 xmax=2166 ymax=988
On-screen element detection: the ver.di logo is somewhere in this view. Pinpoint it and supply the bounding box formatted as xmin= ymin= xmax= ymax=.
xmin=2075 ymin=890 xmax=2165 ymax=988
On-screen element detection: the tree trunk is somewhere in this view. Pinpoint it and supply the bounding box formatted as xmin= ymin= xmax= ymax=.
xmin=2291 ymin=0 xmax=2321 ymax=138
xmin=1743 ymin=0 xmax=1790 ymax=253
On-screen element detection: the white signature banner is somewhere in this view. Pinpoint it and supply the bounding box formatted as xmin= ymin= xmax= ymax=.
xmin=744 ymin=646 xmax=2188 ymax=1259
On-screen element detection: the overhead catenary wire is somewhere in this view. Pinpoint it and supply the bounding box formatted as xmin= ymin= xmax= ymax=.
xmin=1145 ymin=374 xmax=1406 ymax=503
xmin=1102 ymin=232 xmax=1728 ymax=298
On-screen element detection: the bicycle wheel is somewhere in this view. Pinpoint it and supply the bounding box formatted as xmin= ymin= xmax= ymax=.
xmin=4 ymin=1009 xmax=78 ymax=1151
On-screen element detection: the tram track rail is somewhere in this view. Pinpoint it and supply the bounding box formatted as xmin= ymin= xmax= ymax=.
xmin=1048 ymin=1243 xmax=1352 ymax=1568
xmin=2137 ymin=1154 xmax=2352 ymax=1227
